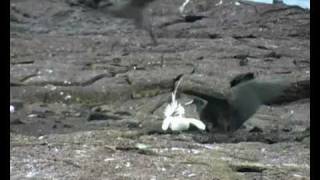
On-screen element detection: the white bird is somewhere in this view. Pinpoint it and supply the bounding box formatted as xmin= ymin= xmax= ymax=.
xmin=162 ymin=77 xmax=206 ymax=132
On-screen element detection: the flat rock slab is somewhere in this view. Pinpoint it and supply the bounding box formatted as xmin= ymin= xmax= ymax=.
xmin=10 ymin=0 xmax=309 ymax=179
xmin=10 ymin=130 xmax=309 ymax=180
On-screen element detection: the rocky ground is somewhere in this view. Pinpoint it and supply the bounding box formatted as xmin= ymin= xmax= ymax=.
xmin=10 ymin=0 xmax=310 ymax=179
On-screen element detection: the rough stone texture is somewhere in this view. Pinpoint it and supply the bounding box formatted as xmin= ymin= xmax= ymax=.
xmin=10 ymin=0 xmax=309 ymax=179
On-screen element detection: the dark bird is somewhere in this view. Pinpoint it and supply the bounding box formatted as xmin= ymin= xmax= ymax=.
xmin=226 ymin=78 xmax=290 ymax=131
xmin=94 ymin=0 xmax=158 ymax=45
xmin=181 ymin=76 xmax=291 ymax=132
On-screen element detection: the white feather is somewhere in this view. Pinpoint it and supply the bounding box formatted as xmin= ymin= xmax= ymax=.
xmin=164 ymin=96 xmax=185 ymax=117
xmin=179 ymin=0 xmax=191 ymax=15
xmin=162 ymin=117 xmax=171 ymax=131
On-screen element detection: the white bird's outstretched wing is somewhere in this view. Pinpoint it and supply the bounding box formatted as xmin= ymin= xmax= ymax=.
xmin=186 ymin=118 xmax=206 ymax=130
xmin=162 ymin=117 xmax=206 ymax=131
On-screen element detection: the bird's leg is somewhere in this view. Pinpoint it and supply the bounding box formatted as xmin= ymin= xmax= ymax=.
xmin=141 ymin=18 xmax=158 ymax=46
xmin=146 ymin=27 xmax=158 ymax=45
xmin=135 ymin=11 xmax=158 ymax=46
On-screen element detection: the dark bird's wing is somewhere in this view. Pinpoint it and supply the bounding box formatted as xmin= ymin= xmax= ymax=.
xmin=228 ymin=78 xmax=290 ymax=131
xmin=129 ymin=0 xmax=157 ymax=7
xmin=94 ymin=0 xmax=158 ymax=44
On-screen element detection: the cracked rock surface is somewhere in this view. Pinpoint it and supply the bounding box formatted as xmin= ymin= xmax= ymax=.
xmin=10 ymin=0 xmax=309 ymax=179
